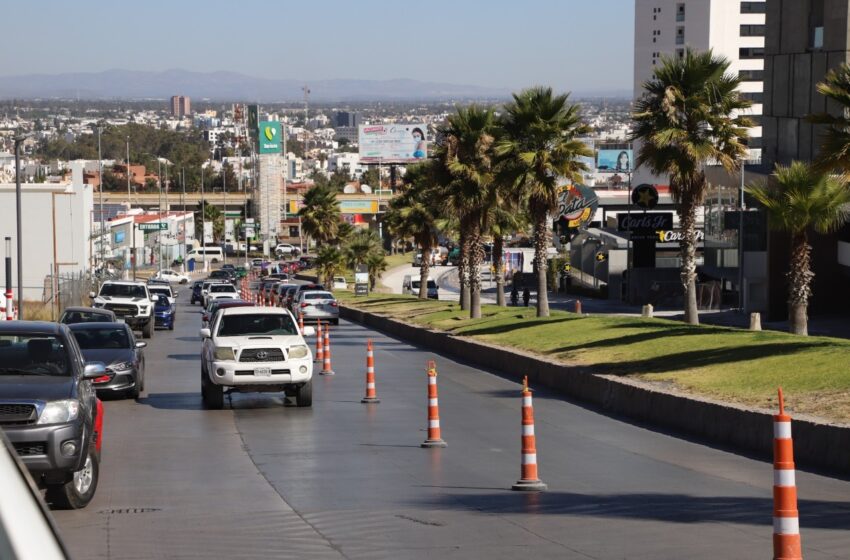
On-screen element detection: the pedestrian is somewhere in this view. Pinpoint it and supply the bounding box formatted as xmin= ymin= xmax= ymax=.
xmin=522 ymin=286 xmax=530 ymax=307
xmin=510 ymin=285 xmax=519 ymax=306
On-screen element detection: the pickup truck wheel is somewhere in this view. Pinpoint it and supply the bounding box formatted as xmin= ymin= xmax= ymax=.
xmin=296 ymin=381 xmax=313 ymax=407
xmin=142 ymin=318 xmax=154 ymax=339
xmin=202 ymin=372 xmax=224 ymax=409
xmin=46 ymin=446 xmax=99 ymax=510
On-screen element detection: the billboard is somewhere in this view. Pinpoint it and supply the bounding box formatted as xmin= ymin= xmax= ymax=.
xmin=340 ymin=200 xmax=379 ymax=214
xmin=258 ymin=121 xmax=282 ymax=154
xmin=359 ymin=124 xmax=428 ymax=163
xmin=556 ymin=184 xmax=598 ymax=228
xmin=247 ymin=105 xmax=259 ymax=139
xmin=597 ymin=149 xmax=633 ymax=173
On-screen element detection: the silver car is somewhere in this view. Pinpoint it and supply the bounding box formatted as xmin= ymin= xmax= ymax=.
xmin=294 ymin=291 xmax=339 ymax=325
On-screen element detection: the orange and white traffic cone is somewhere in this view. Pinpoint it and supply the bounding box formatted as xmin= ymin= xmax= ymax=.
xmin=314 ymin=321 xmax=324 ymax=363
xmin=320 ymin=325 xmax=335 ymax=375
xmin=421 ymin=361 xmax=447 ymax=448
xmin=512 ymin=376 xmax=547 ymax=491
xmin=773 ymin=387 xmax=802 ymax=560
xmin=298 ymin=313 xmax=304 ymax=334
xmin=361 ymin=340 xmax=379 ymax=403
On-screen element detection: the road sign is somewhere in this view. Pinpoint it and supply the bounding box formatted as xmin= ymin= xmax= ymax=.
xmin=138 ymin=222 xmax=167 ymax=231
xmin=354 ymin=283 xmax=369 ymax=296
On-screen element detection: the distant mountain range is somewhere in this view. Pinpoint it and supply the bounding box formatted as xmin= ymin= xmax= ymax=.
xmin=0 ymin=69 xmax=516 ymax=102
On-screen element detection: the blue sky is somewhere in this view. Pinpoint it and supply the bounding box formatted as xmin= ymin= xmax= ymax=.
xmin=3 ymin=0 xmax=634 ymax=93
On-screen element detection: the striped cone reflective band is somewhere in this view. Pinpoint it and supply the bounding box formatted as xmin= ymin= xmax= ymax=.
xmin=512 ymin=376 xmax=547 ymax=491
xmin=320 ymin=325 xmax=334 ymax=375
xmin=773 ymin=387 xmax=802 ymax=560
xmin=421 ymin=361 xmax=446 ymax=448
xmin=298 ymin=313 xmax=304 ymax=334
xmin=5 ymin=290 xmax=12 ymax=321
xmin=315 ymin=321 xmax=324 ymax=363
xmin=362 ymin=339 xmax=379 ymax=403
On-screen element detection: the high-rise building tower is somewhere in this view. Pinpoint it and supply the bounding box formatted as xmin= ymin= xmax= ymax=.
xmin=170 ymin=96 xmax=191 ymax=118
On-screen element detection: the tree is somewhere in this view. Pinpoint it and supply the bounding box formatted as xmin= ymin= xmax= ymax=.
xmin=437 ymin=105 xmax=497 ymax=318
xmin=195 ymin=201 xmax=224 ymax=243
xmin=496 ymin=86 xmax=593 ymax=317
xmin=298 ymin=184 xmax=340 ymax=247
xmin=810 ymin=64 xmax=850 ymax=173
xmin=631 ymin=48 xmax=752 ymax=324
xmin=365 ymin=251 xmax=388 ymax=291
xmin=746 ymin=162 xmax=850 ymax=335
xmin=211 ymin=162 xmax=238 ymax=192
xmin=343 ymin=229 xmax=382 ymax=270
xmin=488 ymin=203 xmax=527 ymax=306
xmin=315 ymin=245 xmax=343 ymax=287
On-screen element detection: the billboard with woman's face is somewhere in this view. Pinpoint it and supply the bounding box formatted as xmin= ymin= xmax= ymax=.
xmin=597 ymin=149 xmax=633 ymax=173
xmin=359 ymin=124 xmax=427 ymax=163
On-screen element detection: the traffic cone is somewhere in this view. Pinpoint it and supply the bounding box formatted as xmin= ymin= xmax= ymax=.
xmin=512 ymin=376 xmax=547 ymax=491
xmin=314 ymin=321 xmax=324 ymax=363
xmin=320 ymin=325 xmax=335 ymax=375
xmin=773 ymin=387 xmax=802 ymax=560
xmin=421 ymin=361 xmax=447 ymax=448
xmin=361 ymin=340 xmax=379 ymax=403
xmin=298 ymin=312 xmax=304 ymax=334
xmin=574 ymin=299 xmax=582 ymax=314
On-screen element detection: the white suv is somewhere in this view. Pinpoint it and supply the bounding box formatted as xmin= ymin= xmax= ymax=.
xmin=90 ymin=281 xmax=156 ymax=338
xmin=274 ymin=244 xmax=299 ymax=257
xmin=199 ymin=307 xmax=314 ymax=409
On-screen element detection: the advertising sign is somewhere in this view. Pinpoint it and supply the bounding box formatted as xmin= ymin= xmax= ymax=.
xmin=258 ymin=121 xmax=282 ymax=154
xmin=247 ymin=105 xmax=259 ymax=138
xmin=631 ymin=184 xmax=659 ymax=210
xmin=340 ymin=200 xmax=379 ymax=214
xmin=114 ymin=230 xmax=125 ymax=244
xmin=203 ymin=222 xmax=213 ymax=243
xmin=617 ymin=212 xmax=674 ymax=232
xmin=359 ymin=123 xmax=428 ymax=163
xmin=556 ymin=184 xmax=598 ymax=228
xmin=597 ymin=149 xmax=633 ymax=173
xmin=657 ymin=230 xmax=705 ymax=243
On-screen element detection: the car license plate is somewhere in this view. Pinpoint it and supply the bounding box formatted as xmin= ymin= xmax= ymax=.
xmin=254 ymin=367 xmax=272 ymax=377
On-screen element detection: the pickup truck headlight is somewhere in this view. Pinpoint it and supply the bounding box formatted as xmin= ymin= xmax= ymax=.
xmin=214 ymin=347 xmax=236 ymax=361
xmin=37 ymin=400 xmax=81 ymax=425
xmin=288 ymin=345 xmax=308 ymax=359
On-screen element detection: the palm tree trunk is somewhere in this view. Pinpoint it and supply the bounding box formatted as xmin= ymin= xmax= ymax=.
xmin=468 ymin=223 xmax=482 ymax=319
xmin=532 ymin=211 xmax=550 ymax=317
xmin=788 ymin=231 xmax=813 ymax=336
xmin=419 ymin=245 xmax=431 ymax=299
xmin=494 ymin=234 xmax=506 ymax=307
xmin=678 ymin=193 xmax=699 ymax=325
xmin=458 ymin=225 xmax=469 ymax=310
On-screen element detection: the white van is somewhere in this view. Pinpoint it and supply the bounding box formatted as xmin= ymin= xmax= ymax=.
xmin=187 ymin=247 xmax=224 ymax=264
xmin=402 ymin=275 xmax=439 ymax=299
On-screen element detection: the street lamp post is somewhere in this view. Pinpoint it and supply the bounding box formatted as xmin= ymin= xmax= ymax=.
xmin=94 ymin=123 xmax=105 ymax=272
xmin=126 ymin=136 xmax=131 ymax=207
xmin=14 ymin=135 xmax=25 ymax=318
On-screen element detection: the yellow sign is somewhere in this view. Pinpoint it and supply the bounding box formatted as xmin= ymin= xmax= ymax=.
xmin=289 ymin=199 xmax=298 ymax=214
xmin=339 ymin=200 xmax=379 ymax=214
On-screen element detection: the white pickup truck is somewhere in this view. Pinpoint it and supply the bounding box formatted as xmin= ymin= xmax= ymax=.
xmin=90 ymin=281 xmax=156 ymax=338
xmin=199 ymin=307 xmax=314 ymax=409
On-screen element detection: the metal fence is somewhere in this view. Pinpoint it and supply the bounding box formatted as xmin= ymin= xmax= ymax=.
xmin=41 ymin=271 xmax=101 ymax=313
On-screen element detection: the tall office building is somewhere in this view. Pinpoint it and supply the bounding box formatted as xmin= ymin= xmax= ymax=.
xmin=170 ymin=95 xmax=191 ymax=118
xmin=334 ymin=111 xmax=361 ymax=129
xmin=633 ymin=0 xmax=766 ymax=177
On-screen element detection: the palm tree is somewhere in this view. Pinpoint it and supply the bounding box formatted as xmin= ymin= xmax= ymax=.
xmin=385 ymin=162 xmax=441 ymax=299
xmin=344 ymin=228 xmax=382 ymax=270
xmin=746 ymin=162 xmax=850 ymax=335
xmin=488 ymin=203 xmax=527 ymax=306
xmin=496 ymin=86 xmax=593 ymax=317
xmin=809 ymin=64 xmax=850 ymax=173
xmin=314 ymin=245 xmax=343 ymax=287
xmin=299 ymin=184 xmax=340 ymax=248
xmin=632 ymin=48 xmax=752 ymax=324
xmin=438 ymin=106 xmax=497 ymax=318
xmin=365 ymin=251 xmax=388 ymax=291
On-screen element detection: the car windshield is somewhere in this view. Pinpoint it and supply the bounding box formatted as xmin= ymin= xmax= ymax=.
xmin=211 ymin=284 xmax=236 ymax=293
xmin=149 ymin=287 xmax=171 ymax=296
xmin=210 ymin=271 xmax=229 ymax=278
xmin=304 ymin=292 xmax=334 ymax=300
xmin=217 ymin=314 xmax=298 ymax=337
xmin=60 ymin=310 xmax=109 ymax=324
xmin=72 ymin=327 xmax=131 ymax=350
xmin=0 ymin=335 xmax=70 ymax=376
xmin=100 ymin=284 xmax=147 ymax=298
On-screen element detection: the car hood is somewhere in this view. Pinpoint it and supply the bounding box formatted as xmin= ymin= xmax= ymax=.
xmin=95 ymin=296 xmax=148 ymax=303
xmin=213 ymin=334 xmax=305 ymax=348
xmin=0 ymin=375 xmax=74 ymax=401
xmin=80 ymin=348 xmax=134 ymax=366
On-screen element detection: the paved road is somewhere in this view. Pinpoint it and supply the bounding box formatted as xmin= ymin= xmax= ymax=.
xmin=52 ymin=290 xmax=850 ymax=559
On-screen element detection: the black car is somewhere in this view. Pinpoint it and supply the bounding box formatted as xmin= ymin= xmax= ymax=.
xmin=0 ymin=321 xmax=104 ymax=509
xmin=190 ymin=279 xmax=204 ymax=305
xmin=59 ymin=306 xmax=117 ymax=324
xmin=69 ymin=323 xmax=146 ymax=399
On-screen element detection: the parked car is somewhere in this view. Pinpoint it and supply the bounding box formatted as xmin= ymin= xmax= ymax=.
xmin=204 ymin=283 xmax=239 ymax=307
xmin=153 ymin=295 xmax=176 ymax=330
xmin=199 ymin=307 xmax=315 ymax=409
xmin=274 ymin=243 xmax=300 ymax=257
xmin=402 ymin=275 xmax=439 ymax=299
xmin=190 ymin=280 xmax=205 ymax=305
xmin=332 ymin=276 xmax=347 ymax=290
xmin=152 ymin=269 xmax=190 ymax=284
xmin=89 ymin=281 xmax=157 ymax=339
xmin=69 ymin=322 xmax=146 ymax=399
xmin=59 ymin=306 xmax=117 ymax=325
xmin=295 ymin=290 xmax=340 ymax=324
xmin=0 ymin=321 xmax=104 ymax=509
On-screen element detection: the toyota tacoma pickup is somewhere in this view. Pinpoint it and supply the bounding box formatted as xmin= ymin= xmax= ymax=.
xmin=90 ymin=281 xmax=157 ymax=339
xmin=200 ymin=307 xmax=314 ymax=409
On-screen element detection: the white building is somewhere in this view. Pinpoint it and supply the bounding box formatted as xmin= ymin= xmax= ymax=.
xmin=634 ymin=0 xmax=766 ymax=184
xmin=326 ymin=152 xmax=366 ymax=179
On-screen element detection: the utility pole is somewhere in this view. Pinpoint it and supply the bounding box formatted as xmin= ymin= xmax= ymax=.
xmin=95 ymin=123 xmax=104 ymax=272
xmin=738 ymin=162 xmax=746 ymax=313
xmin=201 ymin=165 xmax=207 ymax=271
xmin=126 ymin=136 xmax=131 ymax=207
xmin=14 ymin=135 xmax=24 ymax=317
xmin=302 ymin=85 xmax=310 ymax=155
xmin=223 ymin=156 xmax=228 ymax=265
xmin=181 ymin=167 xmax=186 ymax=271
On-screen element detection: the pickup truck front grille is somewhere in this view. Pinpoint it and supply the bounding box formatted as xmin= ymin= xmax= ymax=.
xmin=0 ymin=403 xmax=37 ymax=425
xmin=234 ymin=369 xmax=290 ymax=376
xmin=13 ymin=442 xmax=47 ymax=456
xmin=239 ymin=348 xmax=285 ymax=362
xmin=104 ymin=303 xmax=138 ymax=316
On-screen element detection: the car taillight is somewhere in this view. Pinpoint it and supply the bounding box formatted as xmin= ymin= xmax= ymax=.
xmin=330 ymin=302 xmax=338 ymax=307
xmin=300 ymin=302 xmax=308 ymax=307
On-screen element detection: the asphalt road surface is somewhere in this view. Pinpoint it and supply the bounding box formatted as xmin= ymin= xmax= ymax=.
xmin=52 ymin=289 xmax=850 ymax=559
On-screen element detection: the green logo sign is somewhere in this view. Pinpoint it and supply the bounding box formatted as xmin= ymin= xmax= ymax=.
xmin=258 ymin=121 xmax=282 ymax=154
xmin=138 ymin=222 xmax=167 ymax=231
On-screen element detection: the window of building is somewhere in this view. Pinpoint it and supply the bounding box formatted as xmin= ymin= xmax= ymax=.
xmin=676 ymin=26 xmax=685 ymax=45
xmin=811 ymin=0 xmax=825 ymax=48
xmin=740 ymin=24 xmax=766 ymax=37
xmin=739 ymin=70 xmax=764 ymax=81
xmin=740 ymin=1 xmax=766 ymax=14
xmin=676 ymin=48 xmax=685 ymax=59
xmin=739 ymin=47 xmax=765 ymax=59
xmin=676 ymin=3 xmax=685 ymax=22
xmin=741 ymin=92 xmax=764 ymax=104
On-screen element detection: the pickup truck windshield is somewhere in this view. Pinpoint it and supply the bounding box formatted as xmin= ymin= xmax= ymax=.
xmin=217 ymin=314 xmax=298 ymax=337
xmin=211 ymin=284 xmax=236 ymax=293
xmin=100 ymin=284 xmax=147 ymax=298
xmin=0 ymin=335 xmax=70 ymax=376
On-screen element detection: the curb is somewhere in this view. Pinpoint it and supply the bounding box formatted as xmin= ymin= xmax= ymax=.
xmin=340 ymin=305 xmax=850 ymax=475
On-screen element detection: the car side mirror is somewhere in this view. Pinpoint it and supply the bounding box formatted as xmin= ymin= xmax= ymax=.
xmin=83 ymin=362 xmax=107 ymax=380
xmin=200 ymin=328 xmax=211 ymax=339
xmin=150 ymin=296 xmax=158 ymax=302
xmin=136 ymin=341 xmax=147 ymax=348
xmin=302 ymin=326 xmax=315 ymax=337
xmin=89 ymin=291 xmax=96 ymax=299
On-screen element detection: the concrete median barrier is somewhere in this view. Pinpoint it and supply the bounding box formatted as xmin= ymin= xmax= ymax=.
xmin=340 ymin=305 xmax=850 ymax=474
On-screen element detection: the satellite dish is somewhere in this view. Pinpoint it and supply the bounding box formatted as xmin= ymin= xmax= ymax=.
xmin=360 ymin=184 xmax=372 ymax=194
xmin=343 ymin=184 xmax=357 ymax=194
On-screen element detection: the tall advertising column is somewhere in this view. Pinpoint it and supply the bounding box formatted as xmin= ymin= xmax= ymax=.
xmin=256 ymin=121 xmax=283 ymax=252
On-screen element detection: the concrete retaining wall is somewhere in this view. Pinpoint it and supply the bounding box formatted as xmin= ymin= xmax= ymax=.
xmin=341 ymin=305 xmax=850 ymax=474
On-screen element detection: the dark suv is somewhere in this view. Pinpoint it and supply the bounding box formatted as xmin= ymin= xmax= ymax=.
xmin=0 ymin=321 xmax=105 ymax=509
